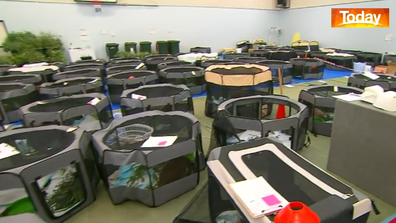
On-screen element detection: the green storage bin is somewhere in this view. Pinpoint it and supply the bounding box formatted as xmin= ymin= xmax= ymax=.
xmin=125 ymin=42 xmax=137 ymax=53
xmin=106 ymin=43 xmax=119 ymax=59
xmin=139 ymin=41 xmax=152 ymax=53
xmin=156 ymin=40 xmax=169 ymax=54
xmin=168 ymin=40 xmax=180 ymax=55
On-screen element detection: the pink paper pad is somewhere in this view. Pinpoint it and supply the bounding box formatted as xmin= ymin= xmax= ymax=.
xmin=262 ymin=195 xmax=281 ymax=206
xmin=157 ymin=141 xmax=167 ymax=146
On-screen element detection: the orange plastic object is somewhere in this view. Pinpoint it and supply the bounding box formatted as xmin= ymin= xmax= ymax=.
xmin=274 ymin=202 xmax=320 ymax=223
xmin=276 ymin=105 xmax=286 ymax=119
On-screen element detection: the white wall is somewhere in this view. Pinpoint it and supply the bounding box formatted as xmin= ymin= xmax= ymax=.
xmin=0 ymin=1 xmax=280 ymax=60
xmin=279 ymin=0 xmax=395 ymax=53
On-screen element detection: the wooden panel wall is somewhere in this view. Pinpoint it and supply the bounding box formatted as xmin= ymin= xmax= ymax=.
xmin=13 ymin=0 xmax=277 ymax=9
xmin=290 ymin=0 xmax=381 ymax=9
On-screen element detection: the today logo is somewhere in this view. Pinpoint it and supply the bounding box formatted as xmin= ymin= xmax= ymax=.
xmin=339 ymin=10 xmax=381 ymax=26
xmin=331 ymin=8 xmax=390 ymax=28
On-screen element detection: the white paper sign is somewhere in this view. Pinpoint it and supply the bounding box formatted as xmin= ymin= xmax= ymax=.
xmin=135 ymin=63 xmax=145 ymax=69
xmin=131 ymin=94 xmax=147 ymax=100
xmin=362 ymin=72 xmax=380 ymax=80
xmin=333 ymin=94 xmax=362 ymax=102
xmin=141 ymin=136 xmax=178 ymax=148
xmin=0 ymin=143 xmax=20 ymax=160
xmin=88 ymin=97 xmax=100 ymax=105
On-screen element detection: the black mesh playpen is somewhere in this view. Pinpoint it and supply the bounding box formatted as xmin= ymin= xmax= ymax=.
xmin=356 ymin=52 xmax=382 ymax=67
xmin=52 ymin=68 xmax=102 ymax=81
xmin=347 ymin=73 xmax=396 ymax=91
xmin=204 ymin=64 xmax=273 ymax=118
xmin=190 ymin=47 xmax=211 ymax=53
xmin=107 ymin=58 xmax=142 ymax=67
xmin=39 ymin=77 xmax=103 ymax=100
xmin=0 ymin=74 xmax=43 ymax=86
xmin=157 ymin=61 xmax=192 ymax=70
xmin=91 ymin=111 xmax=205 ymax=206
xmin=257 ymin=60 xmax=293 ymax=84
xmin=200 ymin=59 xmax=235 ymax=69
xmin=20 ymin=93 xmax=113 ymax=132
xmin=8 ymin=65 xmax=59 ymax=82
xmin=268 ymin=50 xmax=297 ymax=61
xmin=383 ymin=54 xmax=396 ymax=64
xmin=290 ymin=58 xmax=325 ymax=80
xmin=210 ymin=95 xmax=309 ymax=153
xmin=0 ymin=125 xmax=98 ymax=223
xmin=298 ymin=85 xmax=363 ymax=137
xmin=325 ymin=54 xmax=355 ymax=70
xmin=64 ymin=62 xmax=104 ymax=71
xmin=0 ymin=83 xmax=39 ymax=124
xmin=158 ymin=66 xmax=205 ymax=95
xmin=223 ymin=53 xmax=250 ymax=60
xmin=174 ymin=138 xmax=373 ymax=223
xmin=250 ymin=49 xmax=270 ymax=58
xmin=107 ymin=70 xmax=158 ymax=104
xmin=120 ymin=84 xmax=194 ymax=116
xmin=233 ymin=57 xmax=266 ymax=63
xmin=106 ymin=64 xmax=147 ymax=75
xmin=144 ymin=55 xmax=178 ymax=71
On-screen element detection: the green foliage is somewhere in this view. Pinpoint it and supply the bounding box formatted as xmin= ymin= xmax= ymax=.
xmin=114 ymin=51 xmax=158 ymax=60
xmin=2 ymin=31 xmax=65 ymax=66
xmin=46 ymin=168 xmax=85 ymax=213
xmin=0 ymin=55 xmax=11 ymax=65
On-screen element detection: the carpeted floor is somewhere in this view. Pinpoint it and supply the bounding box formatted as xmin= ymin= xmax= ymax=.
xmin=65 ymin=76 xmax=396 ymax=223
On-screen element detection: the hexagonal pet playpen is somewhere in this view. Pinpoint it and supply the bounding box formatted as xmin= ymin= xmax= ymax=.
xmin=204 ymin=64 xmax=273 ymax=118
xmin=0 ymin=83 xmax=39 ymax=124
xmin=383 ymin=54 xmax=396 ymax=64
xmin=174 ymin=138 xmax=373 ymax=223
xmin=52 ymin=68 xmax=102 ymax=81
xmin=8 ymin=65 xmax=59 ymax=82
xmin=107 ymin=70 xmax=158 ymax=104
xmin=223 ymin=53 xmax=250 ymax=60
xmin=0 ymin=65 xmax=14 ymax=75
xmin=0 ymin=125 xmax=97 ymax=223
xmin=64 ymin=62 xmax=104 ymax=71
xmin=250 ymin=49 xmax=270 ymax=58
xmin=91 ymin=111 xmax=204 ymax=206
xmin=268 ymin=49 xmax=297 ymax=61
xmin=144 ymin=55 xmax=178 ymax=71
xmin=39 ymin=77 xmax=103 ymax=100
xmin=0 ymin=74 xmax=43 ymax=86
xmin=107 ymin=58 xmax=142 ymax=67
xmin=190 ymin=47 xmax=211 ymax=53
xmin=200 ymin=59 xmax=235 ymax=69
xmin=290 ymin=58 xmax=325 ymax=80
xmin=257 ymin=60 xmax=293 ymax=84
xmin=347 ymin=73 xmax=396 ymax=91
xmin=356 ymin=52 xmax=382 ymax=67
xmin=20 ymin=93 xmax=113 ymax=132
xmin=106 ymin=64 xmax=147 ymax=75
xmin=157 ymin=61 xmax=192 ymax=70
xmin=158 ymin=66 xmax=205 ymax=95
xmin=310 ymin=51 xmax=329 ymax=60
xmin=120 ymin=84 xmax=194 ymax=116
xmin=325 ymin=53 xmax=355 ymax=70
xmin=298 ymin=85 xmax=363 ymax=137
xmin=210 ymin=95 xmax=309 ymax=152
xmin=233 ymin=57 xmax=266 ymax=63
